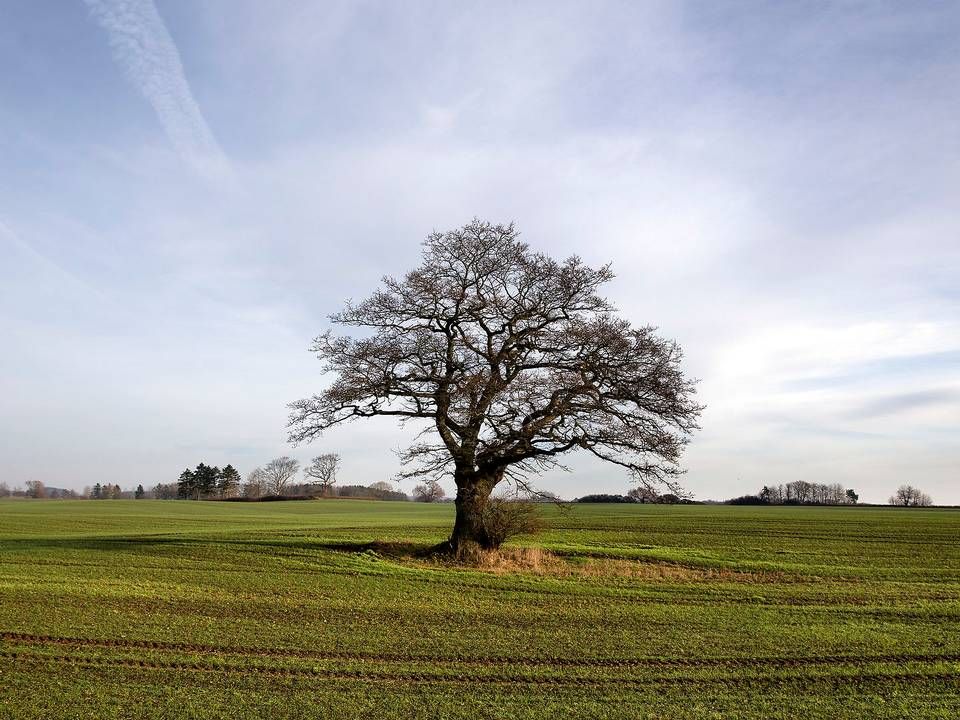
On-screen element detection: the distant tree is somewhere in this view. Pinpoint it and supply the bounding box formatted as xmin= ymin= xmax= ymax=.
xmin=369 ymin=481 xmax=393 ymax=493
xmin=243 ymin=467 xmax=269 ymax=498
xmin=304 ymin=454 xmax=340 ymax=496
xmin=193 ymin=464 xmax=220 ymax=499
xmin=0 ymin=481 xmax=10 ymax=497
xmin=828 ymin=483 xmax=846 ymax=505
xmin=25 ymin=480 xmax=47 ymax=499
xmin=758 ymin=486 xmax=772 ymax=504
xmin=627 ymin=486 xmax=659 ymax=503
xmin=177 ymin=469 xmax=195 ymax=499
xmin=134 ymin=484 xmax=145 ymax=499
xmin=412 ymin=479 xmax=446 ymax=503
xmin=889 ymin=485 xmax=933 ymax=507
xmin=263 ymin=457 xmax=301 ymax=496
xmin=218 ymin=465 xmax=242 ymax=498
xmin=153 ymin=482 xmax=177 ymax=500
xmin=91 ymin=483 xmax=103 ymax=500
xmin=846 ymin=489 xmax=859 ymax=504
xmin=97 ymin=483 xmax=119 ymax=500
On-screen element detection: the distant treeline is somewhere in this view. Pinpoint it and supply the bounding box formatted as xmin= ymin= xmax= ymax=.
xmin=152 ymin=460 xmax=410 ymax=502
xmin=167 ymin=463 xmax=242 ymax=500
xmin=727 ymin=482 xmax=858 ymax=506
xmin=577 ymin=494 xmax=641 ymax=503
xmin=0 ymin=481 xmax=80 ymax=499
xmin=0 ymin=481 xmax=151 ymax=500
xmin=182 ymin=483 xmax=410 ymax=502
xmin=576 ymin=490 xmax=690 ymax=504
xmin=1 ymin=454 xmax=408 ymax=502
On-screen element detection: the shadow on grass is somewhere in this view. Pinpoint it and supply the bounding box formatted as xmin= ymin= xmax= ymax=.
xmin=299 ymin=539 xmax=437 ymax=559
xmin=0 ymin=536 xmax=439 ymax=559
xmin=0 ymin=536 xmax=198 ymax=552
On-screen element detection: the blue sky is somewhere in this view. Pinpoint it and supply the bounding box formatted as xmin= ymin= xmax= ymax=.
xmin=1 ymin=1 xmax=957 ymax=502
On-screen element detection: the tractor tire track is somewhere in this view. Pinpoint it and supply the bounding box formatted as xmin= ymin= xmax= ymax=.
xmin=1 ymin=649 xmax=957 ymax=690
xmin=3 ymin=632 xmax=959 ymax=672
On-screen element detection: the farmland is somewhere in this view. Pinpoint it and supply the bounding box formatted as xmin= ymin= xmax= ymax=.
xmin=0 ymin=500 xmax=958 ymax=719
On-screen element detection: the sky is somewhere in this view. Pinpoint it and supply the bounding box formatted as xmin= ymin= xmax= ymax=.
xmin=1 ymin=1 xmax=958 ymax=503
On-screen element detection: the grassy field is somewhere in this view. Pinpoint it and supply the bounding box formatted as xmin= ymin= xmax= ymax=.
xmin=0 ymin=499 xmax=958 ymax=719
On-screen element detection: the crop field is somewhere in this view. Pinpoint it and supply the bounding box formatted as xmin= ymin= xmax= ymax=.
xmin=0 ymin=500 xmax=958 ymax=719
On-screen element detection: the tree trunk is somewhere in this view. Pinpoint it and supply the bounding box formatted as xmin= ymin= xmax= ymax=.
xmin=448 ymin=471 xmax=499 ymax=553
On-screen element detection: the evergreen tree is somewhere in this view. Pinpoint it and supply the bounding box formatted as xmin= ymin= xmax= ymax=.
xmin=218 ymin=465 xmax=241 ymax=498
xmin=193 ymin=463 xmax=220 ymax=499
xmin=92 ymin=483 xmax=102 ymax=499
xmin=134 ymin=484 xmax=145 ymax=499
xmin=177 ymin=469 xmax=195 ymax=499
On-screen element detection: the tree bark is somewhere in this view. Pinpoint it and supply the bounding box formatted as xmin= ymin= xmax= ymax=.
xmin=448 ymin=470 xmax=500 ymax=553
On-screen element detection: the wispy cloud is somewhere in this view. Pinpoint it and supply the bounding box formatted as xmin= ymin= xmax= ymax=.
xmin=0 ymin=218 xmax=91 ymax=292
xmin=849 ymin=388 xmax=960 ymax=420
xmin=782 ymin=351 xmax=960 ymax=392
xmin=83 ymin=0 xmax=230 ymax=180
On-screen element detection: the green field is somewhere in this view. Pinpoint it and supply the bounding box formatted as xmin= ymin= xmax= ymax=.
xmin=0 ymin=500 xmax=958 ymax=719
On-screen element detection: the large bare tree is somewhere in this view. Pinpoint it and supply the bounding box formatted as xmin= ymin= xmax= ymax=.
xmin=289 ymin=220 xmax=702 ymax=552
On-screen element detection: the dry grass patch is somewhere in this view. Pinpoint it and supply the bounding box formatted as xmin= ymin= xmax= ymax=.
xmin=414 ymin=546 xmax=792 ymax=582
xmin=342 ymin=540 xmax=794 ymax=583
xmin=560 ymin=558 xmax=793 ymax=583
xmin=446 ymin=546 xmax=564 ymax=573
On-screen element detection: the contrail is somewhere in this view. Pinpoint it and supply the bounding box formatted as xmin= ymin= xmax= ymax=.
xmin=0 ymin=219 xmax=95 ymax=293
xmin=83 ymin=0 xmax=231 ymax=180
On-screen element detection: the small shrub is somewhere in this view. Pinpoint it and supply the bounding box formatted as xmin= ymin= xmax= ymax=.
xmin=481 ymin=498 xmax=543 ymax=548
